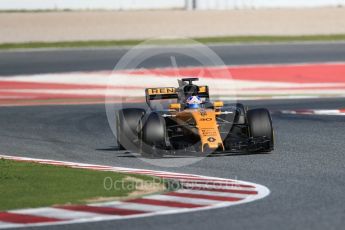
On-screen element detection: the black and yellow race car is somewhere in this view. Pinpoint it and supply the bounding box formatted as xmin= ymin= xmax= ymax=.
xmin=116 ymin=78 xmax=274 ymax=157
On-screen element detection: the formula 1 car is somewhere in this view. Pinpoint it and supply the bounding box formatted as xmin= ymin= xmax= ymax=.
xmin=116 ymin=78 xmax=274 ymax=157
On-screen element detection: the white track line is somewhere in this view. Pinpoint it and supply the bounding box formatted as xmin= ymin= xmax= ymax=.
xmin=92 ymin=202 xmax=179 ymax=212
xmin=173 ymin=189 xmax=252 ymax=199
xmin=280 ymin=109 xmax=345 ymax=116
xmin=0 ymin=222 xmax=21 ymax=229
xmin=180 ymin=182 xmax=256 ymax=190
xmin=145 ymin=194 xmax=221 ymax=206
xmin=10 ymin=208 xmax=108 ymax=220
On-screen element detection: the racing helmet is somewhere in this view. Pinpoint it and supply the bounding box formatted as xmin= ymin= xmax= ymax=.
xmin=186 ymin=96 xmax=202 ymax=109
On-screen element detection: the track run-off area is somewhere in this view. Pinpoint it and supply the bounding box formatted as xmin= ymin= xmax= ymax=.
xmin=0 ymin=62 xmax=345 ymax=106
xmin=0 ymin=155 xmax=269 ymax=229
xmin=0 ymin=43 xmax=345 ymax=230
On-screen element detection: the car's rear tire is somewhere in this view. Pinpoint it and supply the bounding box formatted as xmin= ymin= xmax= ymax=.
xmin=116 ymin=108 xmax=146 ymax=151
xmin=140 ymin=112 xmax=167 ymax=158
xmin=247 ymin=108 xmax=274 ymax=152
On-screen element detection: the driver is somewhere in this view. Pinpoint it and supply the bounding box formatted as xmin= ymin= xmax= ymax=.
xmin=186 ymin=96 xmax=202 ymax=109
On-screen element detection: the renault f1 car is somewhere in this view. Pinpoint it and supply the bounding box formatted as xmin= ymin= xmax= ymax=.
xmin=116 ymin=78 xmax=274 ymax=157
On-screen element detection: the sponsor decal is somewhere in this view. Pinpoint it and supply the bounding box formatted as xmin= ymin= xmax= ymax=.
xmin=147 ymin=88 xmax=176 ymax=95
xmin=201 ymin=129 xmax=218 ymax=136
xmin=207 ymin=137 xmax=216 ymax=142
xmin=198 ymin=86 xmax=207 ymax=93
xmin=200 ymin=118 xmax=212 ymax=122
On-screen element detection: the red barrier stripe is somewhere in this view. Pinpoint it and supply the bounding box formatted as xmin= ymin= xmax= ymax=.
xmin=125 ymin=198 xmax=205 ymax=208
xmin=179 ymin=180 xmax=255 ymax=188
xmin=0 ymin=98 xmax=141 ymax=107
xmin=55 ymin=205 xmax=146 ymax=216
xmin=240 ymin=85 xmax=345 ymax=91
xmin=166 ymin=192 xmax=243 ymax=202
xmin=0 ymin=212 xmax=64 ymax=224
xmin=182 ymin=186 xmax=258 ymax=195
xmin=128 ymin=63 xmax=345 ymax=83
xmin=119 ymin=172 xmax=203 ymax=179
xmin=0 ymin=81 xmax=142 ymax=90
xmin=125 ymin=172 xmax=205 ymax=178
xmin=0 ymin=91 xmax=104 ymax=100
xmin=157 ymin=175 xmax=234 ymax=183
xmin=229 ymin=64 xmax=345 ymax=83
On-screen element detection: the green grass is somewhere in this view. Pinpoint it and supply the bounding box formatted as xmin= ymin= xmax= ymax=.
xmin=1 ymin=34 xmax=345 ymax=50
xmin=0 ymin=158 xmax=165 ymax=211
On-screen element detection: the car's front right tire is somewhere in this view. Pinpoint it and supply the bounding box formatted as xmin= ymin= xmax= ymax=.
xmin=247 ymin=108 xmax=274 ymax=152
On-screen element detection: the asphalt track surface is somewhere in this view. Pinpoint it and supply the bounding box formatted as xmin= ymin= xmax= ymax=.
xmin=1 ymin=43 xmax=345 ymax=230
xmin=1 ymin=42 xmax=345 ymax=76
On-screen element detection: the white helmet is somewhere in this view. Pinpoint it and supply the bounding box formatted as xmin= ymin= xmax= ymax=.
xmin=186 ymin=96 xmax=202 ymax=108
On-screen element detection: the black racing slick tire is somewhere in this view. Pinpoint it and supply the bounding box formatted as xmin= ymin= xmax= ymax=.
xmin=247 ymin=108 xmax=274 ymax=152
xmin=140 ymin=112 xmax=167 ymax=158
xmin=116 ymin=108 xmax=146 ymax=151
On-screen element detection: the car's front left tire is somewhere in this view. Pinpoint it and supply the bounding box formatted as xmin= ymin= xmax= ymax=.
xmin=116 ymin=108 xmax=146 ymax=152
xmin=140 ymin=112 xmax=167 ymax=158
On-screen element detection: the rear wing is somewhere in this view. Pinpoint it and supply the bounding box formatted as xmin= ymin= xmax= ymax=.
xmin=145 ymin=86 xmax=209 ymax=103
xmin=145 ymin=87 xmax=178 ymax=101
